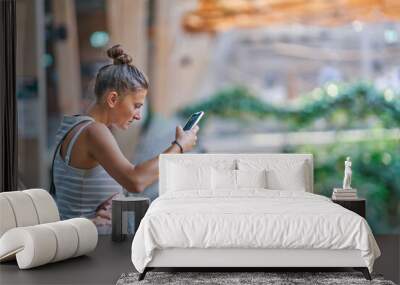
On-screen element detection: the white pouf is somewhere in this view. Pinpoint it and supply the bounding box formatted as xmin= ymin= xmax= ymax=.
xmin=0 ymin=196 xmax=17 ymax=237
xmin=0 ymin=189 xmax=98 ymax=269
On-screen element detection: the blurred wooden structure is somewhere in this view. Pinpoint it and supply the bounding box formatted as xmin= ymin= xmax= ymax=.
xmin=16 ymin=0 xmax=48 ymax=188
xmin=152 ymin=0 xmax=215 ymax=117
xmin=183 ymin=0 xmax=400 ymax=33
xmin=52 ymin=0 xmax=81 ymax=114
xmin=106 ymin=0 xmax=148 ymax=160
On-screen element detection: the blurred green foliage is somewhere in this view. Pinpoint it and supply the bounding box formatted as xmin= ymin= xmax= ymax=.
xmin=292 ymin=138 xmax=400 ymax=234
xmin=180 ymin=82 xmax=400 ymax=234
xmin=179 ymin=82 xmax=400 ymax=130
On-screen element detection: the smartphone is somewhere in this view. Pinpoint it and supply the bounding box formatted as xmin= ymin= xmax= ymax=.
xmin=183 ymin=111 xmax=204 ymax=131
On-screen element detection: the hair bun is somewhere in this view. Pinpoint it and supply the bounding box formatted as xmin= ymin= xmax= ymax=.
xmin=107 ymin=44 xmax=132 ymax=65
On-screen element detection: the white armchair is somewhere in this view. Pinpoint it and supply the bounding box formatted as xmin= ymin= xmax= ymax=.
xmin=0 ymin=189 xmax=98 ymax=269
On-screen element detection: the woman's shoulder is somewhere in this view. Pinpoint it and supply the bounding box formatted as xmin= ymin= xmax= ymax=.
xmin=84 ymin=122 xmax=116 ymax=144
xmin=84 ymin=122 xmax=121 ymax=159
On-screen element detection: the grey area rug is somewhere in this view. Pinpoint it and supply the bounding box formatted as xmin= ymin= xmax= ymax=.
xmin=116 ymin=271 xmax=396 ymax=285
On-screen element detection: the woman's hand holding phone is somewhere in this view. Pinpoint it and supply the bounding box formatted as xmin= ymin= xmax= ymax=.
xmin=175 ymin=125 xmax=199 ymax=153
xmin=172 ymin=111 xmax=203 ymax=153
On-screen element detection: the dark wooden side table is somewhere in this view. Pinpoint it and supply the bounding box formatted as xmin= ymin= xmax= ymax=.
xmin=112 ymin=197 xmax=150 ymax=242
xmin=332 ymin=198 xmax=366 ymax=218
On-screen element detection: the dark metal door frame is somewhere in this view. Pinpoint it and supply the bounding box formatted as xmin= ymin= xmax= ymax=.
xmin=0 ymin=0 xmax=17 ymax=192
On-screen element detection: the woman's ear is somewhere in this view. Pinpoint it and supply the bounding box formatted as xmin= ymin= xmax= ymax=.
xmin=105 ymin=91 xmax=119 ymax=108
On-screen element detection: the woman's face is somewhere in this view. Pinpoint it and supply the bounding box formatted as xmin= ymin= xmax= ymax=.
xmin=109 ymin=89 xmax=147 ymax=130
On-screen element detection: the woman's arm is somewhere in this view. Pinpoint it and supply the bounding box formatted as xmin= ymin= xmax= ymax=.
xmin=86 ymin=123 xmax=198 ymax=193
xmin=130 ymin=125 xmax=199 ymax=191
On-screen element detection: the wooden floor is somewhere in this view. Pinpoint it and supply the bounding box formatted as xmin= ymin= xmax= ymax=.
xmin=0 ymin=236 xmax=134 ymax=285
xmin=0 ymin=235 xmax=399 ymax=285
xmin=374 ymin=235 xmax=400 ymax=284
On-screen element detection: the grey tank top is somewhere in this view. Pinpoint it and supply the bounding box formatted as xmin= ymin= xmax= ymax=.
xmin=53 ymin=115 xmax=123 ymax=220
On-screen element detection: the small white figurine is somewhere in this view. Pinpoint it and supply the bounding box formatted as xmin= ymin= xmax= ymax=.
xmin=342 ymin=157 xmax=352 ymax=190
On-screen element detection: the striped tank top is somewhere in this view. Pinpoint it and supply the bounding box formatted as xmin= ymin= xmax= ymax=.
xmin=53 ymin=115 xmax=123 ymax=233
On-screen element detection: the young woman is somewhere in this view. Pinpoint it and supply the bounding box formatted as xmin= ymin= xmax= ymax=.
xmin=52 ymin=45 xmax=198 ymax=234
